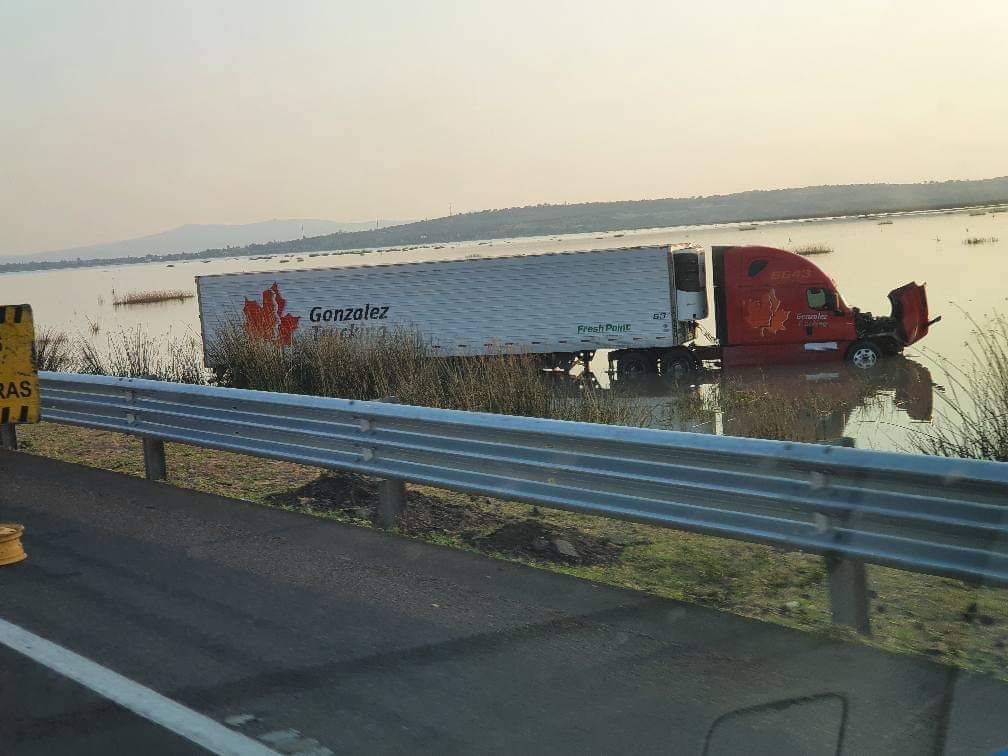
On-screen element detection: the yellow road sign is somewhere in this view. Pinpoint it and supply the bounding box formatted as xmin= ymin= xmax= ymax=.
xmin=0 ymin=304 xmax=40 ymax=424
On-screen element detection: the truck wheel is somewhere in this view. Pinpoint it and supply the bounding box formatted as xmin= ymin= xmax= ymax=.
xmin=617 ymin=351 xmax=656 ymax=378
xmin=846 ymin=340 xmax=882 ymax=370
xmin=660 ymin=350 xmax=697 ymax=381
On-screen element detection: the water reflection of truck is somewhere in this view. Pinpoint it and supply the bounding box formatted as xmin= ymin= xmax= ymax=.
xmin=716 ymin=357 xmax=934 ymax=444
xmin=195 ymin=244 xmax=937 ymax=376
xmin=594 ymin=355 xmax=935 ymax=444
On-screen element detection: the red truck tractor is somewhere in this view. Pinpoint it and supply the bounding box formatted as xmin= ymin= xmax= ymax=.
xmin=609 ymin=245 xmax=939 ymax=378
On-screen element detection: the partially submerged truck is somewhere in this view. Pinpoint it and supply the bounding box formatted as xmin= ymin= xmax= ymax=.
xmin=196 ymin=244 xmax=937 ymax=377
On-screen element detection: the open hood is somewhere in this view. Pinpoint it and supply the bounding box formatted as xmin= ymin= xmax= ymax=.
xmin=888 ymin=282 xmax=931 ymax=346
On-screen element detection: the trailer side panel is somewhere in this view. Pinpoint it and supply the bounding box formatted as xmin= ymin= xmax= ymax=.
xmin=196 ymin=246 xmax=684 ymax=360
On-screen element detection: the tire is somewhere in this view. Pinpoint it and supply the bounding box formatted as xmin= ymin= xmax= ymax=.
xmin=660 ymin=349 xmax=698 ymax=381
xmin=616 ymin=351 xmax=656 ymax=378
xmin=846 ymin=340 xmax=882 ymax=370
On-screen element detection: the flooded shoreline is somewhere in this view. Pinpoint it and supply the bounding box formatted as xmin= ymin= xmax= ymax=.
xmin=5 ymin=205 xmax=1004 ymax=454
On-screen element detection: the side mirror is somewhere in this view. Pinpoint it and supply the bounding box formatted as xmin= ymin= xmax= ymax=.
xmin=824 ymin=291 xmax=842 ymax=316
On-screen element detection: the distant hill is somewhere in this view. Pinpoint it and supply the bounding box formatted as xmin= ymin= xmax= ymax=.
xmin=4 ymin=177 xmax=1008 ymax=274
xmin=10 ymin=218 xmax=410 ymax=263
xmin=202 ymin=176 xmax=1008 ymax=258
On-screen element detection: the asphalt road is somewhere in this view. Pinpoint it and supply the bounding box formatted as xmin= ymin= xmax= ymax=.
xmin=1 ymin=450 xmax=1006 ymax=754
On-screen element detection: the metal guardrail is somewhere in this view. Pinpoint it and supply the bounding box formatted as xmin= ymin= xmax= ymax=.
xmin=22 ymin=371 xmax=1008 ymax=633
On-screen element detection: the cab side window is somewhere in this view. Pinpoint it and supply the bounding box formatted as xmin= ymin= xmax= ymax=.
xmin=807 ymin=287 xmax=828 ymax=309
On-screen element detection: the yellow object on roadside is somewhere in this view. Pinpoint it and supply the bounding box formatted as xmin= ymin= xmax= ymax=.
xmin=0 ymin=523 xmax=26 ymax=566
xmin=0 ymin=304 xmax=41 ymax=425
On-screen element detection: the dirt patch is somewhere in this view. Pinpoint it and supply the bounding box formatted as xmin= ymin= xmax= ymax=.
xmin=266 ymin=475 xmax=620 ymax=564
xmin=473 ymin=518 xmax=623 ymax=566
xmin=396 ymin=493 xmax=505 ymax=537
xmin=265 ymin=473 xmax=504 ymax=537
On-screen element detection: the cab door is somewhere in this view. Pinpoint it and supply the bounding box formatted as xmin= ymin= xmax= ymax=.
xmin=719 ymin=246 xmax=856 ymax=367
xmin=801 ymin=286 xmax=856 ymax=345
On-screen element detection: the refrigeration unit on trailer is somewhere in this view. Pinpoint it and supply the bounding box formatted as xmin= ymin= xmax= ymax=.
xmin=195 ymin=243 xmax=936 ymax=377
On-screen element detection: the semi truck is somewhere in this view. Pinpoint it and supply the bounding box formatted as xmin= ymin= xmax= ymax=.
xmin=195 ymin=243 xmax=936 ymax=377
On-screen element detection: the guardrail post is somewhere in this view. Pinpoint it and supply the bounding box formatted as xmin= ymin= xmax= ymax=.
xmin=376 ymin=396 xmax=406 ymax=529
xmin=379 ymin=478 xmax=406 ymax=529
xmin=0 ymin=423 xmax=17 ymax=451
xmin=142 ymin=438 xmax=167 ymax=481
xmin=826 ymin=556 xmax=870 ymax=634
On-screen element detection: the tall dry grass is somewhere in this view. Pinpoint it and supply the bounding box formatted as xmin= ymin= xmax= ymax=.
xmin=791 ymin=243 xmax=833 ymax=256
xmin=34 ymin=327 xmax=207 ymax=384
xmin=112 ymin=289 xmax=194 ymax=306
xmin=35 ymin=325 xmax=650 ymax=426
xmin=207 ymin=325 xmax=651 ymax=425
xmin=78 ymin=328 xmax=207 ymax=384
xmin=34 ymin=328 xmax=77 ymax=372
xmin=912 ymin=313 xmax=1008 ymax=461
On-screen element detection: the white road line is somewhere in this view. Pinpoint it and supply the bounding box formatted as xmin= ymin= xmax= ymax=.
xmin=0 ymin=617 xmax=277 ymax=756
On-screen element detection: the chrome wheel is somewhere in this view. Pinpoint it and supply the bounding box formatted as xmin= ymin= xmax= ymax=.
xmin=851 ymin=346 xmax=878 ymax=369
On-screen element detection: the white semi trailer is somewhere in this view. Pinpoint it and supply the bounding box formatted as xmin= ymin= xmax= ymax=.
xmin=196 ymin=245 xmax=709 ymax=375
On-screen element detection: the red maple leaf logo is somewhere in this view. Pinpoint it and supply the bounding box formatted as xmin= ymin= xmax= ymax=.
xmin=742 ymin=288 xmax=789 ymax=336
xmin=243 ymin=282 xmax=300 ymax=346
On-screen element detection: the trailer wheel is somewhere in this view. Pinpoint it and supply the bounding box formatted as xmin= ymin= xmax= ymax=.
xmin=616 ymin=351 xmax=656 ymax=378
xmin=660 ymin=349 xmax=698 ymax=381
xmin=846 ymin=340 xmax=882 ymax=370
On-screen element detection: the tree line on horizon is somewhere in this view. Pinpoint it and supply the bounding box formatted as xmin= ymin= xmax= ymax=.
xmin=4 ymin=176 xmax=1007 ymax=274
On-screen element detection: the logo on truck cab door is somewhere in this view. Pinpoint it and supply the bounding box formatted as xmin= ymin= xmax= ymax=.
xmin=742 ymin=288 xmax=790 ymax=336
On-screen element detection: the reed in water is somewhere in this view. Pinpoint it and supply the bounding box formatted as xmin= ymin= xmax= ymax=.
xmin=112 ymin=289 xmax=194 ymax=306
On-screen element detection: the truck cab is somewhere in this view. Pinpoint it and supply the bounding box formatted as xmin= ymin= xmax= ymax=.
xmin=710 ymin=245 xmax=933 ymax=369
xmin=610 ymin=244 xmax=935 ymax=378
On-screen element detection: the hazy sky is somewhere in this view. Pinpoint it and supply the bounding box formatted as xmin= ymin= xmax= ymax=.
xmin=2 ymin=1 xmax=1006 ymax=255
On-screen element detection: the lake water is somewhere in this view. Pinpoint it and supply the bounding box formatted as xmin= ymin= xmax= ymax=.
xmin=3 ymin=206 xmax=1005 ymax=452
